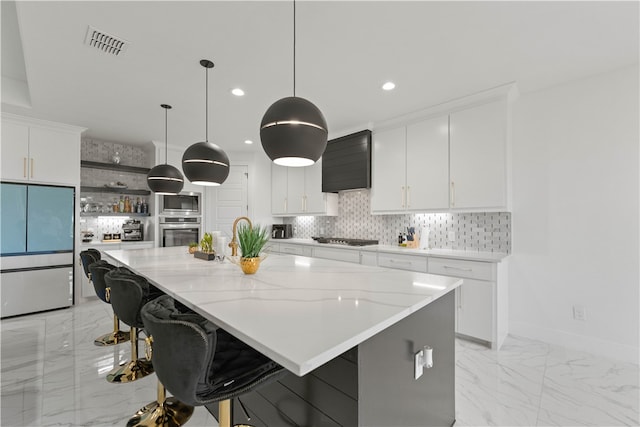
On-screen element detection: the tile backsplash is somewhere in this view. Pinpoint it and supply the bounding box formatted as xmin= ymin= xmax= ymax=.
xmin=285 ymin=190 xmax=510 ymax=253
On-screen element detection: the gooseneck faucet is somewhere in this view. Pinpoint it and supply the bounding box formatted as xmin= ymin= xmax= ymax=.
xmin=229 ymin=216 xmax=252 ymax=256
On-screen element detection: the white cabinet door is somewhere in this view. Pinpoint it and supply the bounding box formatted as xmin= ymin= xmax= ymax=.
xmin=313 ymin=246 xmax=360 ymax=263
xmin=271 ymin=165 xmax=288 ymax=215
xmin=377 ymin=253 xmax=427 ymax=272
xmin=406 ymin=116 xmax=450 ymax=211
xmin=1 ymin=121 xmax=29 ymax=181
xmin=359 ymin=251 xmax=377 ymax=266
xmin=303 ymin=160 xmax=324 ymax=214
xmin=450 ymin=100 xmax=507 ymax=210
xmin=456 ymin=278 xmax=494 ymax=342
xmin=29 ymin=127 xmax=80 ymax=185
xmin=287 ymin=167 xmax=305 ymax=214
xmin=371 ymin=126 xmax=406 ymax=212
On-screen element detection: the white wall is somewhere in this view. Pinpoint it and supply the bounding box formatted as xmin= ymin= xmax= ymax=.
xmin=510 ymin=65 xmax=639 ymax=362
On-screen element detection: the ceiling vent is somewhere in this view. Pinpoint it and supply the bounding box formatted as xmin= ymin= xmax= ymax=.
xmin=84 ymin=25 xmax=129 ymax=56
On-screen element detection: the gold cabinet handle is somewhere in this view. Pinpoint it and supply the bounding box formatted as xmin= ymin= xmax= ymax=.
xmin=30 ymin=158 xmax=34 ymax=178
xmin=23 ymin=158 xmax=27 ymax=177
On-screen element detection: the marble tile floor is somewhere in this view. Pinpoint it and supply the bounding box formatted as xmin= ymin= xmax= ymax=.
xmin=1 ymin=300 xmax=638 ymax=427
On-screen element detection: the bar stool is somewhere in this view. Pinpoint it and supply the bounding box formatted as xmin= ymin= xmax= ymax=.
xmin=83 ymin=257 xmax=130 ymax=346
xmin=141 ymin=295 xmax=286 ymax=427
xmin=104 ymin=268 xmax=162 ymax=383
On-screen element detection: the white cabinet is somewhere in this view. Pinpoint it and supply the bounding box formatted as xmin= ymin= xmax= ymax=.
xmin=371 ymin=115 xmax=449 ymax=213
xmin=428 ymin=257 xmax=507 ymax=349
xmin=377 ymin=252 xmax=428 ymax=273
xmin=272 ymin=242 xmax=313 ymax=257
xmin=449 ymin=100 xmax=508 ymax=210
xmin=313 ymin=246 xmax=360 ymax=264
xmin=1 ymin=115 xmax=83 ymax=185
xmin=271 ymin=161 xmax=338 ymax=216
xmin=359 ymin=251 xmax=377 ymax=266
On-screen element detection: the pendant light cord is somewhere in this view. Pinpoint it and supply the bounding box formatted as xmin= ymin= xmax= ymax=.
xmin=205 ymin=65 xmax=209 ymax=142
xmin=164 ymin=107 xmax=168 ymax=164
xmin=293 ymin=0 xmax=296 ymax=97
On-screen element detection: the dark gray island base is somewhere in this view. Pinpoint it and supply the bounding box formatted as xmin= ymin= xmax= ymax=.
xmin=207 ymin=291 xmax=455 ymax=427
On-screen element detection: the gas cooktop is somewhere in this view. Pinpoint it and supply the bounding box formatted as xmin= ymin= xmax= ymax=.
xmin=312 ymin=237 xmax=379 ymax=246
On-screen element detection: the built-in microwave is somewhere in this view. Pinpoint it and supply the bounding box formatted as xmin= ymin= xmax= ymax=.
xmin=160 ymin=192 xmax=201 ymax=216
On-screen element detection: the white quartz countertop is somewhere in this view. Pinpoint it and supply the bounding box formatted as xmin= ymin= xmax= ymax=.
xmin=104 ymin=246 xmax=462 ymax=376
xmin=271 ymin=238 xmax=508 ymax=262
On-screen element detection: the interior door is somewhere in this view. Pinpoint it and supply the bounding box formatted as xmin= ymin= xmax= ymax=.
xmin=205 ymin=165 xmax=248 ymax=241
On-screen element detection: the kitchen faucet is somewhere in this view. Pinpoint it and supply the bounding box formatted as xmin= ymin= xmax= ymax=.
xmin=229 ymin=216 xmax=252 ymax=256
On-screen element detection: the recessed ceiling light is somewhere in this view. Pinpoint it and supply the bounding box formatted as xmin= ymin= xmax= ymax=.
xmin=231 ymin=88 xmax=245 ymax=96
xmin=244 ymin=140 xmax=253 ymax=145
xmin=382 ymin=82 xmax=396 ymax=91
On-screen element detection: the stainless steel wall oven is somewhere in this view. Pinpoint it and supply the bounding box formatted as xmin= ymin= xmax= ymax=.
xmin=159 ymin=217 xmax=201 ymax=247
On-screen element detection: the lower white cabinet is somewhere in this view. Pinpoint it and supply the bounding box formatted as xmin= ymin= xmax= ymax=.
xmin=313 ymin=246 xmax=360 ymax=264
xmin=359 ymin=251 xmax=377 ymax=266
xmin=272 ymin=243 xmax=313 ymax=257
xmin=377 ymin=252 xmax=428 ymax=273
xmin=428 ymin=257 xmax=507 ymax=349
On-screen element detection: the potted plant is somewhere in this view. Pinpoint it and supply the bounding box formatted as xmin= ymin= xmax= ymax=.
xmin=194 ymin=232 xmax=216 ymax=260
xmin=237 ymin=223 xmax=269 ymax=274
xmin=188 ymin=241 xmax=198 ymax=254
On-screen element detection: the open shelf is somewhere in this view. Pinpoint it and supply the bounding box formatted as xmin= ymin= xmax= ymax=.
xmin=80 ymin=186 xmax=151 ymax=196
xmin=80 ymin=212 xmax=151 ymax=217
xmin=81 ymin=160 xmax=151 ymax=175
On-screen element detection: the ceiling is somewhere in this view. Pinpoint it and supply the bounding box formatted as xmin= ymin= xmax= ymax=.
xmin=2 ymin=1 xmax=638 ymax=155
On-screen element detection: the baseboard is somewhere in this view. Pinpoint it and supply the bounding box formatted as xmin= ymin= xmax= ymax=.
xmin=509 ymin=320 xmax=639 ymax=364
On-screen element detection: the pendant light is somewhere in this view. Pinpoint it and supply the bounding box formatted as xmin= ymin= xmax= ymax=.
xmin=182 ymin=59 xmax=230 ymax=186
xmin=147 ymin=104 xmax=184 ymax=195
xmin=260 ymin=0 xmax=327 ymax=167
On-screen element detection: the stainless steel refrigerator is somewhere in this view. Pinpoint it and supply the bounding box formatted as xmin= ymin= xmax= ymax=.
xmin=1 ymin=182 xmax=75 ymax=317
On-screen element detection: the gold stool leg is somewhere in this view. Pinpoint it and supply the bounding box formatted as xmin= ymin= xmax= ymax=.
xmin=94 ymin=314 xmax=130 ymax=346
xmin=127 ymin=381 xmax=194 ymax=427
xmin=106 ymin=327 xmax=154 ymax=383
xmin=218 ymin=399 xmax=253 ymax=427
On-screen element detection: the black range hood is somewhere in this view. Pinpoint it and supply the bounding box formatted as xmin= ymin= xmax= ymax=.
xmin=321 ymin=130 xmax=371 ymax=193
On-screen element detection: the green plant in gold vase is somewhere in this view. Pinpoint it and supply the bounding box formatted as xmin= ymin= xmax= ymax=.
xmin=237 ymin=223 xmax=269 ymax=274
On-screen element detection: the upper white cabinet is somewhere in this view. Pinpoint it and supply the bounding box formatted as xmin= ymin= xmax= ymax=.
xmin=1 ymin=115 xmax=84 ymax=185
xmin=271 ymin=160 xmax=338 ymax=216
xmin=371 ymin=115 xmax=450 ymax=213
xmin=371 ymin=84 xmax=514 ymax=214
xmin=449 ymin=100 xmax=507 ymax=210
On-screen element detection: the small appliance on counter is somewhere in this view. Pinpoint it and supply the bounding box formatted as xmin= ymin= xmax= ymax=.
xmin=272 ymin=224 xmax=293 ymax=239
xmin=81 ymin=231 xmax=95 ymax=243
xmin=122 ymin=219 xmax=144 ymax=241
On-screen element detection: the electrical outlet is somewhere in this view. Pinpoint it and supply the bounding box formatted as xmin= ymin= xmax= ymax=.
xmin=573 ymin=305 xmax=587 ymax=321
xmin=448 ymin=231 xmax=456 ymax=242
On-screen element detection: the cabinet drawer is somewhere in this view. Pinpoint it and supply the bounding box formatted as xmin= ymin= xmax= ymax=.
xmin=279 ymin=244 xmax=312 ymax=257
xmin=429 ymin=258 xmax=494 ymax=281
xmin=313 ymin=247 xmax=360 ymax=264
xmin=378 ymin=253 xmax=427 ymax=272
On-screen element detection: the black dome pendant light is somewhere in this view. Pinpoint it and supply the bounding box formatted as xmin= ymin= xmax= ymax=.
xmin=147 ymin=104 xmax=184 ymax=195
xmin=182 ymin=59 xmax=230 ymax=186
xmin=260 ymin=0 xmax=327 ymax=167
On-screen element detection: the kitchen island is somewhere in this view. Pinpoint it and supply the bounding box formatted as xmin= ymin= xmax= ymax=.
xmin=105 ymin=246 xmax=462 ymax=427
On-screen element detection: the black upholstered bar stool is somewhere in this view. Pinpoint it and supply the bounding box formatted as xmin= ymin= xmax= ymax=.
xmin=82 ymin=254 xmax=130 ymax=346
xmin=103 ymin=268 xmax=161 ymax=384
xmin=141 ymin=295 xmax=286 ymax=427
